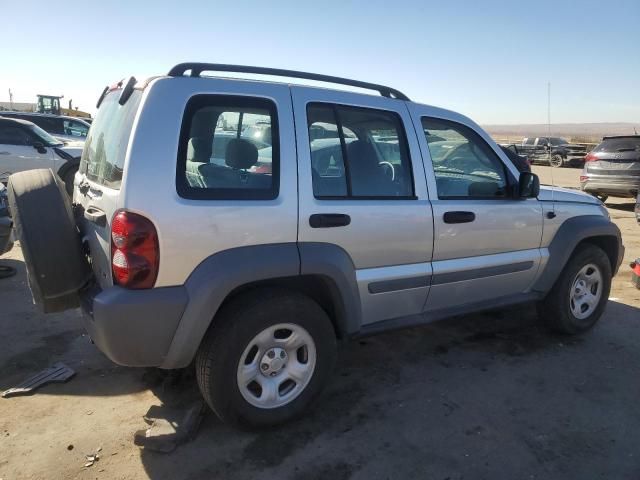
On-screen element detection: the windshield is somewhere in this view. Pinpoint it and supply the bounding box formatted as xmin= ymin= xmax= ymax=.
xmin=29 ymin=124 xmax=63 ymax=147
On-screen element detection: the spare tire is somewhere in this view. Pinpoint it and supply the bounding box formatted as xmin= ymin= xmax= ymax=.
xmin=7 ymin=169 xmax=92 ymax=313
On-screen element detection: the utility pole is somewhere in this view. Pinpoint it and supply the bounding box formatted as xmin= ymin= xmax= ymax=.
xmin=8 ymin=88 xmax=13 ymax=110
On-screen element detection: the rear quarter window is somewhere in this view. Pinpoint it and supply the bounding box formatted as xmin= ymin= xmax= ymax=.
xmin=79 ymin=90 xmax=141 ymax=189
xmin=176 ymin=95 xmax=279 ymax=200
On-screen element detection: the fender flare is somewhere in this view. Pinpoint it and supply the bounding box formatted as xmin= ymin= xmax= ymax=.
xmin=533 ymin=215 xmax=623 ymax=293
xmin=160 ymin=242 xmax=361 ymax=369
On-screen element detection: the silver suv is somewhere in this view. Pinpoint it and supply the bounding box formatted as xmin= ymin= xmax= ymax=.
xmin=7 ymin=63 xmax=624 ymax=429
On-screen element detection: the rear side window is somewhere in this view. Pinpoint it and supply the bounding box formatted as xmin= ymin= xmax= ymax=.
xmin=79 ymin=90 xmax=141 ymax=189
xmin=594 ymin=137 xmax=640 ymax=153
xmin=307 ymin=103 xmax=414 ymax=199
xmin=176 ymin=95 xmax=279 ymax=200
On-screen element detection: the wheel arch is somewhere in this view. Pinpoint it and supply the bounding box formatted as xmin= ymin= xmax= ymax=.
xmin=160 ymin=242 xmax=361 ymax=369
xmin=533 ymin=215 xmax=623 ymax=293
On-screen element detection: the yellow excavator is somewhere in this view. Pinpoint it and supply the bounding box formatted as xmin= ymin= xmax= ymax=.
xmin=36 ymin=94 xmax=91 ymax=119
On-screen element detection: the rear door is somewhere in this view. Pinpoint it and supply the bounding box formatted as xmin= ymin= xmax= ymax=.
xmin=75 ymin=88 xmax=142 ymax=288
xmin=408 ymin=104 xmax=544 ymax=312
xmin=292 ymin=87 xmax=433 ymax=326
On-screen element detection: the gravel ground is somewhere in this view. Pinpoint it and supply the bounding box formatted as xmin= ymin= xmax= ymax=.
xmin=0 ymin=165 xmax=639 ymax=480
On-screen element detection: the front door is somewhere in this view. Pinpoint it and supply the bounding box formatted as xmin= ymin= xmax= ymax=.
xmin=408 ymin=105 xmax=544 ymax=312
xmin=0 ymin=123 xmax=54 ymax=181
xmin=292 ymin=87 xmax=433 ymax=326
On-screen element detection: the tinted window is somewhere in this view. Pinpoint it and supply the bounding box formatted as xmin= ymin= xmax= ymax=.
xmin=594 ymin=137 xmax=640 ymax=153
xmin=177 ymin=95 xmax=278 ymax=200
xmin=422 ymin=117 xmax=509 ymax=199
xmin=0 ymin=125 xmax=32 ymax=145
xmin=524 ymin=138 xmax=535 ymax=145
xmin=29 ymin=116 xmax=64 ymax=134
xmin=79 ymin=90 xmax=141 ymax=189
xmin=308 ymin=103 xmax=413 ymax=198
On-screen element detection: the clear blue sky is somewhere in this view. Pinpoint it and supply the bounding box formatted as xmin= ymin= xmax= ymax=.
xmin=2 ymin=0 xmax=639 ymax=124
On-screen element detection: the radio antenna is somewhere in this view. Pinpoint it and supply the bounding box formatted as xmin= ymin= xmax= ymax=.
xmin=548 ymin=81 xmax=555 ymax=212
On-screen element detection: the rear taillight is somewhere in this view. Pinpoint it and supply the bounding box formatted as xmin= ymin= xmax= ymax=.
xmin=580 ymin=175 xmax=588 ymax=182
xmin=111 ymin=211 xmax=159 ymax=289
xmin=584 ymin=152 xmax=599 ymax=162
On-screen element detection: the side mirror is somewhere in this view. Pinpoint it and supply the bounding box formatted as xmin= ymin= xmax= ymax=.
xmin=518 ymin=172 xmax=540 ymax=198
xmin=32 ymin=141 xmax=47 ymax=154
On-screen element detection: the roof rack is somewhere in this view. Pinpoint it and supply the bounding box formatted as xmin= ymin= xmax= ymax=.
xmin=167 ymin=63 xmax=410 ymax=101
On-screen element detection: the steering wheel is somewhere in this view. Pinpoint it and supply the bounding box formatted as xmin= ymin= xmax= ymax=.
xmin=379 ymin=161 xmax=395 ymax=181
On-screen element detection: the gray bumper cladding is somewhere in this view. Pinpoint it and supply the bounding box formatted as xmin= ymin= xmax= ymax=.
xmin=82 ymin=285 xmax=188 ymax=367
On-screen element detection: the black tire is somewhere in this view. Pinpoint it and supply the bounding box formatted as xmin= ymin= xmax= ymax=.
xmin=195 ymin=288 xmax=337 ymax=430
xmin=7 ymin=169 xmax=91 ymax=313
xmin=537 ymin=244 xmax=612 ymax=334
xmin=549 ymin=154 xmax=564 ymax=168
xmin=61 ymin=166 xmax=78 ymax=196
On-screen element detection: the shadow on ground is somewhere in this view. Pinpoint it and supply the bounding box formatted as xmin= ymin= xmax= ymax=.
xmin=136 ymin=301 xmax=640 ymax=480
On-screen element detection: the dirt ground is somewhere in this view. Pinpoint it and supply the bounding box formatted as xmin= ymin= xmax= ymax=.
xmin=1 ymin=165 xmax=639 ymax=480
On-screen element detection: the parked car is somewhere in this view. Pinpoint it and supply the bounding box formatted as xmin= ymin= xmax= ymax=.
xmin=499 ymin=144 xmax=531 ymax=172
xmin=580 ymin=135 xmax=640 ymax=202
xmin=519 ymin=137 xmax=587 ymax=168
xmin=0 ymin=183 xmax=12 ymax=255
xmin=0 ymin=116 xmax=82 ymax=193
xmin=7 ymin=64 xmax=624 ymax=430
xmin=0 ymin=112 xmax=90 ymax=144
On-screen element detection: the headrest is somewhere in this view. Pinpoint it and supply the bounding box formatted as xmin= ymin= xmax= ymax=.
xmin=187 ymin=136 xmax=212 ymax=163
xmin=225 ymin=138 xmax=258 ymax=170
xmin=346 ymin=140 xmax=378 ymax=169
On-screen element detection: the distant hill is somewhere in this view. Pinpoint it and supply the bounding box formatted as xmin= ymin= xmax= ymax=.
xmin=483 ymin=122 xmax=639 ymax=144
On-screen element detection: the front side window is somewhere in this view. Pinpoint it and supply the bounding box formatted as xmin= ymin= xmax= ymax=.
xmin=177 ymin=95 xmax=278 ymax=200
xmin=308 ymin=103 xmax=413 ymax=199
xmin=0 ymin=125 xmax=32 ymax=146
xmin=422 ymin=117 xmax=509 ymax=199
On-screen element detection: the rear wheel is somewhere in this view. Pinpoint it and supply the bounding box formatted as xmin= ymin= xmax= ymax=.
xmin=537 ymin=244 xmax=611 ymax=334
xmin=549 ymin=154 xmax=564 ymax=168
xmin=195 ymin=289 xmax=337 ymax=429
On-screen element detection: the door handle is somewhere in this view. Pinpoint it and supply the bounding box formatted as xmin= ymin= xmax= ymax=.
xmin=443 ymin=211 xmax=475 ymax=224
xmin=84 ymin=207 xmax=106 ymax=227
xmin=309 ymin=213 xmax=351 ymax=228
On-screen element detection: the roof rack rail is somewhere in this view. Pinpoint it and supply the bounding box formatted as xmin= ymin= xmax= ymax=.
xmin=167 ymin=62 xmax=410 ymax=101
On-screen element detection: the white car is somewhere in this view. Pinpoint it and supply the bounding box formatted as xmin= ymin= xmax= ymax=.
xmin=0 ymin=116 xmax=82 ymax=193
xmin=0 ymin=112 xmax=90 ymax=144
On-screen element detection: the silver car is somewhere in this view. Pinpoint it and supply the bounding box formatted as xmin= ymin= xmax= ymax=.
xmin=581 ymin=135 xmax=640 ymax=201
xmin=8 ymin=64 xmax=624 ymax=430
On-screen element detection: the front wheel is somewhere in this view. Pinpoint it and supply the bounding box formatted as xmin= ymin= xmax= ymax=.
xmin=537 ymin=244 xmax=612 ymax=334
xmin=195 ymin=289 xmax=336 ymax=429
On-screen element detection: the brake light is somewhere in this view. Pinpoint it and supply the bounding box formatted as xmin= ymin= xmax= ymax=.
xmin=584 ymin=152 xmax=599 ymax=162
xmin=111 ymin=211 xmax=159 ymax=289
xmin=580 ymin=175 xmax=588 ymax=182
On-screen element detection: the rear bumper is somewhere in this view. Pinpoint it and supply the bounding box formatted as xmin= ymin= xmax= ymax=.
xmin=80 ymin=285 xmax=188 ymax=367
xmin=581 ymin=175 xmax=640 ymax=198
